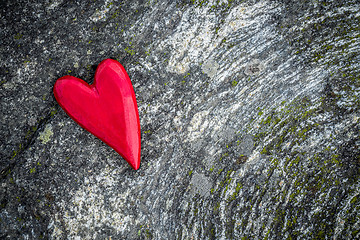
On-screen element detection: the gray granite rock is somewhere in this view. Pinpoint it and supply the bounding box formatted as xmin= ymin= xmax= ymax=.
xmin=1 ymin=0 xmax=359 ymax=239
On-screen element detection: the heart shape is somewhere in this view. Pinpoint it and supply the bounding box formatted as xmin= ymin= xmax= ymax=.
xmin=53 ymin=59 xmax=141 ymax=170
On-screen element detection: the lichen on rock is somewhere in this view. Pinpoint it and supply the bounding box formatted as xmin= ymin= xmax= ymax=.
xmin=38 ymin=124 xmax=53 ymax=144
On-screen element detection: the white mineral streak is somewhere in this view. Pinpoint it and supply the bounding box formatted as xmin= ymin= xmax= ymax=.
xmin=163 ymin=3 xmax=263 ymax=75
xmin=187 ymin=110 xmax=209 ymax=141
xmin=51 ymin=167 xmax=137 ymax=239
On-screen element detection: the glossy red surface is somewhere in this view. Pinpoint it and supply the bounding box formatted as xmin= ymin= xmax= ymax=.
xmin=53 ymin=59 xmax=141 ymax=170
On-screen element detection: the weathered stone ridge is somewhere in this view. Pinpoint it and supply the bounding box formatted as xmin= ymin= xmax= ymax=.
xmin=0 ymin=0 xmax=359 ymax=239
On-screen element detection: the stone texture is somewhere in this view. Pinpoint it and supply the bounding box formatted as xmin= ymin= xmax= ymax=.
xmin=1 ymin=0 xmax=359 ymax=239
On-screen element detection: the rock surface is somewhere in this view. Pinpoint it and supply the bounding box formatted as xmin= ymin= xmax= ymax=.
xmin=1 ymin=0 xmax=359 ymax=239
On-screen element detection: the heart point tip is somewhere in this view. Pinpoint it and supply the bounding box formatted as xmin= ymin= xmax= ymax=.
xmin=130 ymin=162 xmax=140 ymax=170
xmin=127 ymin=156 xmax=140 ymax=170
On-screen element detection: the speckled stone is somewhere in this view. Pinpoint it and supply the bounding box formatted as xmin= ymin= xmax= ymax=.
xmin=1 ymin=0 xmax=359 ymax=239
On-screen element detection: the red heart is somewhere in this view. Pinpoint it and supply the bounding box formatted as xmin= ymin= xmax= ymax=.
xmin=53 ymin=59 xmax=141 ymax=170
